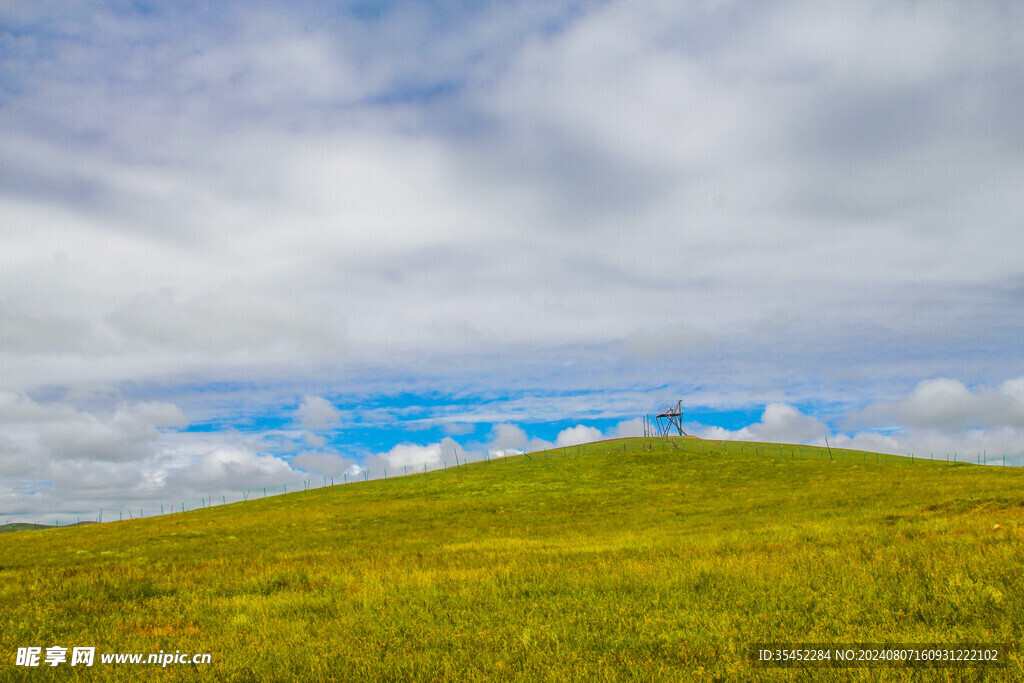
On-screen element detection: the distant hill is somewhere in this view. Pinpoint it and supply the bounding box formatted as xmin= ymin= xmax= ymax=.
xmin=0 ymin=520 xmax=96 ymax=533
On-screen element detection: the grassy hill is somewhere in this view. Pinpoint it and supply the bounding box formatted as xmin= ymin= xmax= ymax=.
xmin=1 ymin=438 xmax=1022 ymax=681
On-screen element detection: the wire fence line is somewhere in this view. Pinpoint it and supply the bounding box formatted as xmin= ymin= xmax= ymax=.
xmin=4 ymin=437 xmax=1018 ymax=531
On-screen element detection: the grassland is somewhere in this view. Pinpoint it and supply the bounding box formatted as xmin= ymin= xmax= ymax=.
xmin=2 ymin=438 xmax=1023 ymax=681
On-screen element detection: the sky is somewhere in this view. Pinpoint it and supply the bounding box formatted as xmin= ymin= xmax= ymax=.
xmin=2 ymin=0 xmax=1024 ymax=523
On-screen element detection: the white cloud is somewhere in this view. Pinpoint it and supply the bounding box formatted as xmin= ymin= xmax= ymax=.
xmin=0 ymin=394 xmax=310 ymax=521
xmin=903 ymin=379 xmax=993 ymax=427
xmin=442 ymin=422 xmax=475 ymax=436
xmin=291 ymin=450 xmax=356 ymax=478
xmin=694 ymin=404 xmax=828 ymax=445
xmin=381 ymin=442 xmax=444 ymax=469
xmin=1 ymin=397 xmax=187 ymax=464
xmin=555 ymin=425 xmax=603 ymax=447
xmin=294 ymin=395 xmax=341 ymax=431
xmin=829 ymin=377 xmax=1024 ymax=461
xmin=751 ymin=404 xmax=830 ymax=444
xmin=612 ymin=418 xmax=645 ymax=438
xmin=1001 ymin=378 xmax=1024 ymax=404
xmin=487 ymin=423 xmax=528 ymax=451
xmin=488 ymin=447 xmax=524 ymax=459
xmin=0 ymin=434 xmax=34 ymax=477
xmin=854 ymin=377 xmax=1024 ymax=430
xmin=303 ymin=432 xmax=327 ymax=448
xmin=171 ymin=446 xmax=295 ymax=489
xmin=478 ymin=422 xmax=555 ymax=456
xmin=0 ymin=391 xmax=76 ymax=423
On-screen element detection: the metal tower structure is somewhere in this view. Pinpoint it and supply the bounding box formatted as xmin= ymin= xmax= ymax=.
xmin=654 ymin=400 xmax=687 ymax=437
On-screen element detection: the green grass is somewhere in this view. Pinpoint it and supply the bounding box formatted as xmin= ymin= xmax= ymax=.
xmin=1 ymin=438 xmax=1022 ymax=681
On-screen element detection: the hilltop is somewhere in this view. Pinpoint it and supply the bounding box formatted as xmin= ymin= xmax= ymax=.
xmin=1 ymin=438 xmax=1022 ymax=681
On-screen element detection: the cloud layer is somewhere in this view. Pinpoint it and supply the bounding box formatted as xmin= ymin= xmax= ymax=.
xmin=2 ymin=1 xmax=1022 ymax=390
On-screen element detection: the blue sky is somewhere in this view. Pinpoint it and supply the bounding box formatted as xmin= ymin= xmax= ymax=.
xmin=2 ymin=0 xmax=1024 ymax=522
